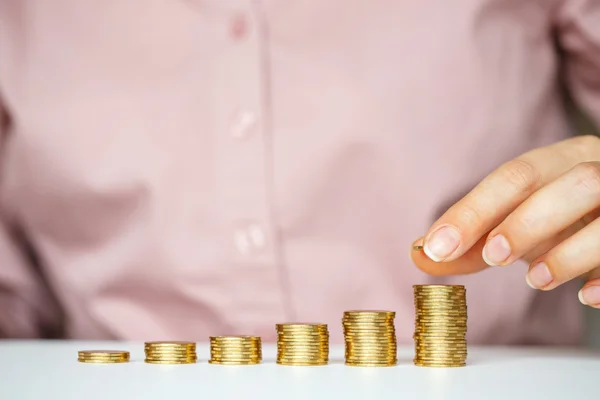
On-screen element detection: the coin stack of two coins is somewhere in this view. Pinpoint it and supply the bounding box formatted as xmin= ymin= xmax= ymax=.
xmin=144 ymin=341 xmax=197 ymax=364
xmin=209 ymin=336 xmax=262 ymax=365
xmin=413 ymin=285 xmax=468 ymax=367
xmin=276 ymin=323 xmax=329 ymax=366
xmin=343 ymin=310 xmax=397 ymax=367
xmin=78 ymin=350 xmax=130 ymax=364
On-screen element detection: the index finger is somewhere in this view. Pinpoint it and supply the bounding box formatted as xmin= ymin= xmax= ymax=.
xmin=418 ymin=136 xmax=597 ymax=272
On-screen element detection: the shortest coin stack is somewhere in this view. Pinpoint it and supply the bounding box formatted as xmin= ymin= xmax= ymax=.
xmin=78 ymin=350 xmax=130 ymax=364
xmin=209 ymin=336 xmax=262 ymax=365
xmin=144 ymin=341 xmax=197 ymax=364
xmin=276 ymin=323 xmax=329 ymax=366
xmin=413 ymin=285 xmax=468 ymax=368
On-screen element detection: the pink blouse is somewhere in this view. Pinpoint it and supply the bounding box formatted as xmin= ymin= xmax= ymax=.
xmin=0 ymin=0 xmax=599 ymax=344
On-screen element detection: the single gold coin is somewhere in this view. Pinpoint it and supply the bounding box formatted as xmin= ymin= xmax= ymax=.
xmin=345 ymin=362 xmax=397 ymax=367
xmin=77 ymin=350 xmax=130 ymax=363
xmin=145 ymin=360 xmax=197 ymax=364
xmin=209 ymin=360 xmax=261 ymax=365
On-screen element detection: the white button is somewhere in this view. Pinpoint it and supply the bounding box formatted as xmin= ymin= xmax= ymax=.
xmin=234 ymin=224 xmax=266 ymax=255
xmin=230 ymin=111 xmax=257 ymax=139
xmin=234 ymin=229 xmax=252 ymax=255
xmin=247 ymin=224 xmax=265 ymax=248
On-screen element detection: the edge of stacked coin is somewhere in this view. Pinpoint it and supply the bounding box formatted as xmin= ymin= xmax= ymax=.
xmin=78 ymin=350 xmax=130 ymax=364
xmin=144 ymin=341 xmax=197 ymax=364
xmin=276 ymin=323 xmax=329 ymax=366
xmin=209 ymin=336 xmax=262 ymax=365
xmin=413 ymin=284 xmax=468 ymax=367
xmin=343 ymin=310 xmax=397 ymax=367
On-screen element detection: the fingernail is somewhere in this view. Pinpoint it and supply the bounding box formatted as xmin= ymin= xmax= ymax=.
xmin=526 ymin=262 xmax=553 ymax=289
xmin=424 ymin=225 xmax=461 ymax=262
xmin=579 ymin=286 xmax=600 ymax=306
xmin=482 ymin=234 xmax=511 ymax=266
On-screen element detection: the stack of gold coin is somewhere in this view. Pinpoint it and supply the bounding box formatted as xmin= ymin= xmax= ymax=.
xmin=144 ymin=341 xmax=197 ymax=364
xmin=209 ymin=336 xmax=262 ymax=365
xmin=413 ymin=285 xmax=468 ymax=367
xmin=276 ymin=323 xmax=329 ymax=366
xmin=78 ymin=350 xmax=130 ymax=364
xmin=342 ymin=310 xmax=397 ymax=367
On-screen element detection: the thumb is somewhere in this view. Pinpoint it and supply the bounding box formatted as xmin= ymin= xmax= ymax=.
xmin=410 ymin=236 xmax=489 ymax=276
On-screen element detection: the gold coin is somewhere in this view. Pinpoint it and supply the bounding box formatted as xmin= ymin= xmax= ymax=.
xmin=414 ymin=304 xmax=467 ymax=310
xmin=415 ymin=324 xmax=467 ymax=329
xmin=209 ymin=360 xmax=261 ymax=365
xmin=145 ymin=341 xmax=195 ymax=348
xmin=211 ymin=342 xmax=260 ymax=346
xmin=346 ymin=346 xmax=396 ymax=352
xmin=414 ymin=362 xmax=465 ymax=368
xmin=144 ymin=349 xmax=196 ymax=354
xmin=144 ymin=350 xmax=196 ymax=355
xmin=416 ymin=322 xmax=466 ymax=326
xmin=277 ymin=359 xmax=328 ymax=363
xmin=277 ymin=337 xmax=329 ymax=342
xmin=145 ymin=357 xmax=198 ymax=363
xmin=343 ymin=328 xmax=395 ymax=332
xmin=210 ymin=335 xmax=260 ymax=340
xmin=414 ymin=300 xmax=466 ymax=304
xmin=277 ymin=344 xmax=328 ymax=349
xmin=211 ymin=354 xmax=262 ymax=359
xmin=415 ymin=354 xmax=467 ymax=358
xmin=415 ymin=350 xmax=467 ymax=357
xmin=415 ymin=345 xmax=467 ymax=351
xmin=413 ymin=284 xmax=465 ymax=289
xmin=415 ymin=310 xmax=467 ymax=315
xmin=345 ymin=362 xmax=397 ymax=367
xmin=277 ymin=360 xmax=329 ymax=364
xmin=78 ymin=355 xmax=129 ymax=359
xmin=278 ymin=349 xmax=328 ymax=354
xmin=78 ymin=350 xmax=129 ymax=357
xmin=145 ymin=360 xmax=196 ymax=364
xmin=414 ymin=332 xmax=466 ymax=337
xmin=346 ymin=354 xmax=397 ymax=359
xmin=345 ymin=355 xmax=397 ymax=360
xmin=77 ymin=350 xmax=130 ymax=363
xmin=211 ymin=352 xmax=261 ymax=358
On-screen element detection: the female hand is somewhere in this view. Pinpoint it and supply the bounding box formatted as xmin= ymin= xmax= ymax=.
xmin=411 ymin=135 xmax=600 ymax=308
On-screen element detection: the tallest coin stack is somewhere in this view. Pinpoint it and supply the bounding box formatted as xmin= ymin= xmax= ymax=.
xmin=413 ymin=285 xmax=468 ymax=367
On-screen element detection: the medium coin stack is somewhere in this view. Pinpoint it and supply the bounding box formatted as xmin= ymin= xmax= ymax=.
xmin=413 ymin=285 xmax=468 ymax=367
xmin=276 ymin=323 xmax=329 ymax=366
xmin=144 ymin=341 xmax=197 ymax=364
xmin=78 ymin=350 xmax=130 ymax=364
xmin=342 ymin=310 xmax=397 ymax=367
xmin=209 ymin=336 xmax=262 ymax=365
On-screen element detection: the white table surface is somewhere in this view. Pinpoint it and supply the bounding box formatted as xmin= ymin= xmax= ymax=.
xmin=1 ymin=340 xmax=599 ymax=400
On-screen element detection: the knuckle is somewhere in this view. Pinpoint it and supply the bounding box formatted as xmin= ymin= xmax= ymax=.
xmin=500 ymin=159 xmax=542 ymax=195
xmin=573 ymin=162 xmax=600 ymax=196
xmin=456 ymin=202 xmax=484 ymax=227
